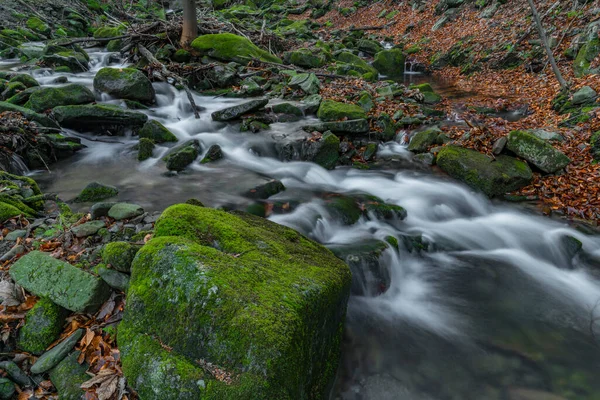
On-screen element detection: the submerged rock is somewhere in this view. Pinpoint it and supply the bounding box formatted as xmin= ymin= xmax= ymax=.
xmin=436 ymin=145 xmax=533 ymax=197
xmin=246 ymin=180 xmax=286 ymax=199
xmin=94 ymin=67 xmax=155 ymax=104
xmin=212 ymin=98 xmax=268 ymax=121
xmin=506 ymin=130 xmax=570 ymax=173
xmin=119 ymin=204 xmax=351 ymax=399
xmin=24 ymin=84 xmax=94 ymax=112
xmin=191 ymin=33 xmax=282 ymax=63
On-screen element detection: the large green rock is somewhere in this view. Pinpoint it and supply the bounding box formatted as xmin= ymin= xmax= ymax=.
xmin=74 ymin=181 xmax=118 ymax=203
xmin=436 ymin=145 xmax=533 ymax=197
xmin=42 ymin=49 xmax=89 ymax=72
xmin=93 ymin=25 xmax=125 ymax=39
xmin=9 ymin=74 xmax=39 ymax=88
xmin=191 ymin=33 xmax=282 ymax=63
xmin=372 ymin=49 xmax=405 ymax=78
xmin=303 ymin=119 xmax=370 ymax=135
xmin=9 ymin=251 xmax=111 ymax=313
xmin=119 ymin=204 xmax=352 ymax=399
xmin=506 ymin=130 xmax=570 ymax=173
xmin=18 ymin=298 xmax=67 ymax=355
xmin=138 ymin=120 xmax=178 ymax=143
xmin=24 ymin=84 xmax=95 ymax=112
xmin=303 ymin=131 xmax=340 ymax=169
xmin=163 ymin=140 xmax=201 ymax=171
xmin=335 ymin=52 xmax=378 ymax=76
xmin=211 ymin=98 xmax=268 ymax=121
xmin=49 ymin=352 xmax=89 ymax=400
xmin=288 ymin=73 xmax=321 ymax=95
xmin=284 ymin=48 xmax=329 ymax=68
xmin=408 ymin=128 xmax=441 ymax=153
xmin=93 ymin=67 xmax=155 ymax=104
xmin=574 ymin=29 xmax=600 ymax=77
xmin=317 ymin=100 xmax=367 ymax=121
xmin=0 ymin=101 xmax=58 ymax=127
xmin=53 ymin=104 xmax=148 ymax=133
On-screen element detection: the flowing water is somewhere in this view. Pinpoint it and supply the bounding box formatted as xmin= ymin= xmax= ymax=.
xmin=8 ymin=50 xmax=600 ymax=399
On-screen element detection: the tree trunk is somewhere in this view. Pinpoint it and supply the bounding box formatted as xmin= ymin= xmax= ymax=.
xmin=526 ymin=0 xmax=569 ymax=92
xmin=181 ymin=0 xmax=198 ymax=47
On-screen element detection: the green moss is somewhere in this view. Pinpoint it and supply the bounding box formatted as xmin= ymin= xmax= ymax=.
xmin=574 ymin=38 xmax=600 ymax=77
xmin=138 ymin=120 xmax=178 ymax=143
xmin=24 ymin=84 xmax=94 ymax=113
xmin=335 ymin=52 xmax=377 ymax=75
xmin=18 ymin=298 xmax=67 ymax=355
xmin=173 ymin=49 xmax=191 ymax=63
xmin=138 ymin=138 xmax=155 ymax=161
xmin=74 ymin=182 xmax=118 ymax=203
xmin=284 ymin=48 xmax=330 ymax=68
xmin=408 ymin=128 xmax=441 ymax=153
xmin=93 ymin=67 xmax=155 ymax=104
xmin=372 ymin=49 xmax=405 ymax=78
xmin=102 ymin=241 xmax=140 ymax=272
xmin=0 ymin=201 xmax=23 ymax=221
xmin=191 ymin=33 xmax=281 ymax=64
xmin=93 ymin=26 xmax=126 ymax=39
xmin=9 ymin=74 xmax=39 ymax=88
xmin=106 ymin=39 xmax=122 ymax=52
xmin=49 ymin=352 xmax=89 ymax=400
xmin=317 ymin=100 xmax=366 ymax=122
xmin=26 ymin=17 xmax=50 ymax=35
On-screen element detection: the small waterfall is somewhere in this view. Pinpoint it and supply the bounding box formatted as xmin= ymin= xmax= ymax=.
xmin=0 ymin=151 xmax=30 ymax=175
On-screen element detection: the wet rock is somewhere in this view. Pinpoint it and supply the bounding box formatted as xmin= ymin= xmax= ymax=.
xmin=200 ymin=144 xmax=223 ymax=164
xmin=411 ymin=83 xmax=442 ymax=104
xmin=93 ymin=67 xmax=155 ymax=104
xmin=288 ymin=73 xmax=321 ymax=95
xmin=0 ymin=361 xmax=30 ymax=387
xmin=436 ymin=145 xmax=533 ymax=197
xmin=71 ymin=220 xmax=105 ymax=238
xmin=103 ymin=241 xmax=140 ymax=273
xmin=18 ymin=297 xmax=67 ymax=355
xmin=0 ymin=101 xmax=58 ymax=128
xmin=363 ymin=143 xmax=378 ymax=161
xmin=138 ymin=120 xmax=178 ymax=143
xmin=30 ymin=329 xmax=84 ymax=374
xmin=527 ymin=128 xmax=564 ymax=142
xmin=24 ymin=84 xmax=94 ymax=112
xmin=96 ymin=264 xmax=130 ymax=292
xmin=119 ymin=204 xmax=351 ymax=398
xmin=163 ymin=139 xmax=201 ymax=171
xmin=413 ymin=152 xmax=435 ymax=165
xmin=492 ymin=136 xmax=508 ymax=155
xmin=90 ymin=202 xmax=117 ymax=220
xmin=372 ymin=48 xmax=405 ymax=78
xmin=108 ymin=203 xmax=144 ymax=221
xmin=74 ymin=182 xmax=118 ymax=203
xmin=304 ymin=119 xmax=370 ymax=135
xmin=302 ymin=131 xmax=340 ymax=169
xmin=138 ymin=138 xmax=155 ymax=161
xmin=301 ymin=94 xmax=322 ymax=114
xmin=49 ymin=351 xmax=89 ymax=400
xmin=1 ymin=82 xmax=27 ymax=101
xmin=42 ymin=48 xmax=89 ymax=72
xmin=5 ymin=86 xmax=42 ymax=106
xmin=271 ymin=102 xmax=303 ymax=116
xmin=246 ymin=180 xmax=286 ymax=199
xmin=284 ymin=47 xmax=330 ymax=68
xmin=53 ymin=104 xmax=148 ymax=133
xmin=191 ymin=33 xmax=282 ymax=63
xmin=408 ymin=128 xmax=441 ymax=153
xmin=211 ymin=98 xmax=269 ymax=121
xmin=0 ymin=378 xmax=14 ymax=400
xmin=572 ymin=85 xmax=597 ymax=106
xmin=10 ymin=252 xmax=110 ymax=313
xmin=317 ymin=100 xmax=367 ymax=122
xmin=506 ymin=130 xmax=570 ymax=173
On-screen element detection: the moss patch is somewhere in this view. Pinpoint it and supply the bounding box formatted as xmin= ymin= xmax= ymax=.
xmin=18 ymin=298 xmax=67 ymax=355
xmin=191 ymin=33 xmax=282 ymax=64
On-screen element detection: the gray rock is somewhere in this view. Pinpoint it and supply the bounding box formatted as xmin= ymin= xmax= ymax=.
xmin=527 ymin=128 xmax=564 ymax=142
xmin=0 ymin=361 xmax=31 ymax=387
xmin=211 ymin=99 xmax=269 ymax=121
xmin=93 ymin=67 xmax=155 ymax=104
xmin=4 ymin=230 xmax=27 ymax=241
xmin=163 ymin=140 xmax=201 ymax=171
xmin=572 ymin=85 xmax=597 ymax=106
xmin=90 ymin=202 xmax=117 ymax=220
xmin=289 ymin=73 xmax=321 ymax=95
xmin=506 ymin=130 xmax=570 ymax=173
xmin=71 ymin=221 xmax=105 ymax=238
xmin=492 ymin=136 xmax=508 ymax=155
xmin=301 ymin=94 xmax=322 ymax=114
xmin=246 ymin=180 xmax=286 ymax=199
xmin=413 ymin=152 xmax=435 ymax=165
xmin=303 ymin=119 xmax=370 ymax=135
xmin=49 ymin=351 xmax=89 ymax=400
xmin=108 ymin=203 xmax=144 ymax=220
xmin=0 ymin=244 xmax=25 ymax=262
xmin=30 ymin=329 xmax=84 ymax=374
xmin=96 ymin=265 xmax=130 ymax=292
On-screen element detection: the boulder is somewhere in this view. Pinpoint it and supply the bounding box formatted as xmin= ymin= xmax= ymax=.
xmin=191 ymin=33 xmax=282 ymax=63
xmin=506 ymin=130 xmax=570 ymax=173
xmin=372 ymin=49 xmax=405 ymax=77
xmin=317 ymin=100 xmax=367 ymax=121
xmin=288 ymin=73 xmax=321 ymax=95
xmin=284 ymin=48 xmax=329 ymax=68
xmin=119 ymin=204 xmax=351 ymax=399
xmin=163 ymin=140 xmax=201 ymax=171
xmin=108 ymin=203 xmax=144 ymax=220
xmin=138 ymin=120 xmax=178 ymax=143
xmin=303 ymin=131 xmax=340 ymax=169
xmin=0 ymin=378 xmax=14 ymax=399
xmin=18 ymin=298 xmax=67 ymax=355
xmin=572 ymin=85 xmax=597 ymax=106
xmin=10 ymin=252 xmax=110 ymax=313
xmin=24 ymin=84 xmax=95 ymax=112
xmin=103 ymin=241 xmax=140 ymax=273
xmin=93 ymin=67 xmax=155 ymax=104
xmin=212 ymin=99 xmax=268 ymax=121
xmin=527 ymin=128 xmax=564 ymax=142
xmin=74 ymin=182 xmax=118 ymax=203
xmin=272 ymin=102 xmax=303 ymax=116
xmin=335 ymin=52 xmax=378 ymax=76
xmin=71 ymin=220 xmax=106 ymax=238
xmin=408 ymin=128 xmax=441 ymax=153
xmin=42 ymin=47 xmax=89 ymax=72
xmin=9 ymin=74 xmax=39 ymax=88
xmin=436 ymin=145 xmax=533 ymax=197
xmin=49 ymin=352 xmax=89 ymax=400
xmin=53 ymin=104 xmax=148 ymax=133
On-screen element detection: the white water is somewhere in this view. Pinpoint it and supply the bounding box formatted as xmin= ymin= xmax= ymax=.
xmin=15 ymin=50 xmax=600 ymax=399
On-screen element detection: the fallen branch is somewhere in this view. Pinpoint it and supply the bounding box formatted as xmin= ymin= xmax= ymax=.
xmin=516 ymin=0 xmax=560 ymax=44
xmin=137 ymin=44 xmax=200 ymax=119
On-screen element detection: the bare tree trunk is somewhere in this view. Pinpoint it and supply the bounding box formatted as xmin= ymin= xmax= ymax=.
xmin=180 ymin=0 xmax=198 ymax=48
xmin=526 ymin=0 xmax=569 ymax=92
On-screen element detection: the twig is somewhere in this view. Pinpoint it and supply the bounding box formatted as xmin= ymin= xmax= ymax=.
xmin=516 ymin=0 xmax=560 ymax=44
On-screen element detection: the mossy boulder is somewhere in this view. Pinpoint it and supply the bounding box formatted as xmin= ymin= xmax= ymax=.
xmin=288 ymin=73 xmax=321 ymax=95
xmin=18 ymin=298 xmax=67 ymax=355
xmin=211 ymin=98 xmax=268 ymax=121
xmin=200 ymin=144 xmax=223 ymax=164
xmin=335 ymin=52 xmax=378 ymax=76
xmin=9 ymin=74 xmax=39 ymax=88
xmin=0 ymin=378 xmax=14 ymax=399
xmin=436 ymin=145 xmax=533 ymax=197
xmin=42 ymin=48 xmax=89 ymax=73
xmin=24 ymin=84 xmax=95 ymax=113
xmin=0 ymin=202 xmax=24 ymax=221
xmin=163 ymin=140 xmax=201 ymax=171
xmin=574 ymin=34 xmax=600 ymax=77
xmin=103 ymin=241 xmax=140 ymax=273
xmin=411 ymin=83 xmax=442 ymax=104
xmin=408 ymin=128 xmax=441 ymax=153
xmin=317 ymin=100 xmax=367 ymax=121
xmin=10 ymin=251 xmax=111 ymax=313
xmin=191 ymin=33 xmax=282 ymax=64
xmin=93 ymin=67 xmax=155 ymax=104
xmin=26 ymin=17 xmax=50 ymax=36
xmin=138 ymin=120 xmax=178 ymax=143
xmin=272 ymin=102 xmax=303 ymax=116
xmin=506 ymin=130 xmax=570 ymax=173
xmin=138 ymin=138 xmax=155 ymax=161
xmin=1 ymin=82 xmax=26 ymax=100
xmin=93 ymin=25 xmax=125 ymax=39
xmin=303 ymin=131 xmax=340 ymax=169
xmin=74 ymin=182 xmax=118 ymax=203
xmin=53 ymin=104 xmax=148 ymax=134
xmin=284 ymin=48 xmax=330 ymax=68
xmin=372 ymin=49 xmax=405 ymax=78
xmin=173 ymin=49 xmax=191 ymax=63
xmin=49 ymin=352 xmax=89 ymax=400
xmin=357 ymin=39 xmax=383 ymax=55
xmin=119 ymin=204 xmax=352 ymax=399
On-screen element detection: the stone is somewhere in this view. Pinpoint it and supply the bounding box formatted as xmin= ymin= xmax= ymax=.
xmin=49 ymin=351 xmax=89 ymax=400
xmin=5 ymin=229 xmax=26 ymax=241
xmin=96 ymin=264 xmax=130 ymax=292
xmin=506 ymin=130 xmax=570 ymax=173
xmin=411 ymin=83 xmax=442 ymax=104
xmin=572 ymin=85 xmax=597 ymax=106
xmin=301 ymin=94 xmax=322 ymax=113
xmin=53 ymin=104 xmax=148 ymax=133
xmin=119 ymin=204 xmax=351 ymax=399
xmin=288 ymin=73 xmax=321 ymax=95
xmin=138 ymin=120 xmax=178 ymax=143
xmin=42 ymin=46 xmax=89 ymax=73
xmin=108 ymin=203 xmax=144 ymax=221
xmin=271 ymin=102 xmax=303 ymax=116
xmin=573 ymin=25 xmax=600 ymax=77
xmin=303 ymin=131 xmax=340 ymax=169
xmin=10 ymin=252 xmax=110 ymax=313
xmin=138 ymin=138 xmax=155 ymax=161
xmin=317 ymin=100 xmax=367 ymax=121
xmin=191 ymin=33 xmax=282 ymax=63
xmin=372 ymin=49 xmax=405 ymax=78
xmin=335 ymin=52 xmax=378 ymax=76
xmin=436 ymin=145 xmax=533 ymax=197
xmin=90 ymin=202 xmax=117 ymax=220
xmin=18 ymin=298 xmax=67 ymax=355
xmin=93 ymin=67 xmax=155 ymax=104
xmin=74 ymin=182 xmax=118 ymax=203
xmin=103 ymin=241 xmax=140 ymax=273
xmin=0 ymin=361 xmax=30 ymax=388
xmin=212 ymin=99 xmax=269 ymax=121
xmin=408 ymin=128 xmax=441 ymax=153
xmin=591 ymin=130 xmax=600 ymax=161
xmin=163 ymin=140 xmax=201 ymax=171
xmin=30 ymin=329 xmax=84 ymax=374
xmin=413 ymin=152 xmax=435 ymax=165
xmin=303 ymin=119 xmax=370 ymax=135
xmin=527 ymin=128 xmax=564 ymax=142
xmin=492 ymin=136 xmax=508 ymax=155
xmin=0 ymin=378 xmax=14 ymax=400
xmin=24 ymin=84 xmax=95 ymax=113
xmin=246 ymin=180 xmax=286 ymax=199
xmin=0 ymin=101 xmax=58 ymax=128
xmin=9 ymin=74 xmax=39 ymax=88
xmin=357 ymin=39 xmax=383 ymax=55
xmin=284 ymin=47 xmax=329 ymax=68
xmin=71 ymin=221 xmax=106 ymax=238
xmin=200 ymin=144 xmax=223 ymax=164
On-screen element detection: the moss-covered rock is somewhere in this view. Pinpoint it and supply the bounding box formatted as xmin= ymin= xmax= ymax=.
xmin=103 ymin=241 xmax=140 ymax=273
xmin=24 ymin=84 xmax=95 ymax=113
xmin=411 ymin=83 xmax=442 ymax=104
xmin=272 ymin=102 xmax=303 ymax=116
xmin=138 ymin=120 xmax=178 ymax=143
xmin=26 ymin=17 xmax=50 ymax=36
xmin=108 ymin=203 xmax=144 ymax=220
xmin=53 ymin=104 xmax=148 ymax=133
xmin=74 ymin=181 xmax=118 ymax=203
xmin=302 ymin=131 xmax=340 ymax=169
xmin=138 ymin=137 xmax=155 ymax=161
xmin=42 ymin=49 xmax=89 ymax=72
xmin=119 ymin=204 xmax=352 ymax=399
xmin=574 ymin=36 xmax=600 ymax=77
xmin=357 ymin=39 xmax=383 ymax=55
xmin=93 ymin=25 xmax=125 ymax=39
xmin=0 ymin=378 xmax=14 ymax=399
xmin=284 ymin=47 xmax=330 ymax=68
xmin=436 ymin=145 xmax=533 ymax=197
xmin=211 ymin=98 xmax=268 ymax=121
xmin=372 ymin=49 xmax=405 ymax=78
xmin=191 ymin=33 xmax=282 ymax=64
xmin=93 ymin=67 xmax=155 ymax=104
xmin=9 ymin=74 xmax=39 ymax=88
xmin=173 ymin=49 xmax=191 ymax=63
xmin=303 ymin=119 xmax=370 ymax=135
xmin=590 ymin=131 xmax=600 ymax=162
xmin=506 ymin=130 xmax=570 ymax=173
xmin=1 ymin=82 xmax=26 ymax=100
xmin=408 ymin=128 xmax=441 ymax=153
xmin=163 ymin=140 xmax=201 ymax=171
xmin=0 ymin=101 xmax=58 ymax=127
xmin=10 ymin=251 xmax=111 ymax=313
xmin=200 ymin=144 xmax=223 ymax=164
xmin=49 ymin=352 xmax=89 ymax=400
xmin=288 ymin=73 xmax=321 ymax=95
xmin=317 ymin=99 xmax=367 ymax=121
xmin=18 ymin=298 xmax=67 ymax=355
xmin=0 ymin=201 xmax=23 ymax=221
xmin=335 ymin=52 xmax=378 ymax=76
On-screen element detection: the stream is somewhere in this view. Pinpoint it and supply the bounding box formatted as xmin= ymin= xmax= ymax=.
xmin=7 ymin=50 xmax=600 ymax=400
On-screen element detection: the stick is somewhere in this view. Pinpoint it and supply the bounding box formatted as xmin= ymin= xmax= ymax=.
xmin=516 ymin=0 xmax=560 ymax=44
xmin=137 ymin=44 xmax=200 ymax=119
